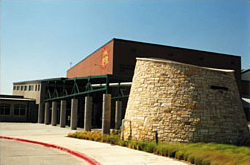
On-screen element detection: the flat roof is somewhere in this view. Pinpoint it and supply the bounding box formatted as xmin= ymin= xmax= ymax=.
xmin=13 ymin=77 xmax=66 ymax=84
xmin=0 ymin=97 xmax=35 ymax=102
xmin=0 ymin=94 xmax=24 ymax=98
xmin=113 ymin=38 xmax=240 ymax=58
xmin=136 ymin=57 xmax=234 ymax=73
xmin=67 ymin=38 xmax=240 ymax=72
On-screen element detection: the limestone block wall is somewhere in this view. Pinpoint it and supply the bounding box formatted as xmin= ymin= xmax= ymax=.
xmin=123 ymin=58 xmax=250 ymax=144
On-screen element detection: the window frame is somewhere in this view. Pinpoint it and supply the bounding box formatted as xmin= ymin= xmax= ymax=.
xmin=28 ymin=85 xmax=34 ymax=91
xmin=0 ymin=103 xmax=11 ymax=116
xmin=13 ymin=104 xmax=27 ymax=117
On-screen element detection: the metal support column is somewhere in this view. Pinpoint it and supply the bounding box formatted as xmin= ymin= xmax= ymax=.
xmin=70 ymin=99 xmax=78 ymax=130
xmin=44 ymin=102 xmax=50 ymax=125
xmin=84 ymin=96 xmax=92 ymax=131
xmin=60 ymin=100 xmax=66 ymax=127
xmin=115 ymin=101 xmax=122 ymax=129
xmin=102 ymin=94 xmax=111 ymax=135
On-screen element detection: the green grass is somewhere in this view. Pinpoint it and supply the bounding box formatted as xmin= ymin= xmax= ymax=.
xmin=68 ymin=131 xmax=250 ymax=165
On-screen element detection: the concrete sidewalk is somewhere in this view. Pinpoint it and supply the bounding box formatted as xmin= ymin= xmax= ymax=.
xmin=1 ymin=139 xmax=88 ymax=165
xmin=0 ymin=123 xmax=188 ymax=165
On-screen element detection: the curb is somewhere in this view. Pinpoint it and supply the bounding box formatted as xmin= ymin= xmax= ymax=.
xmin=0 ymin=136 xmax=101 ymax=165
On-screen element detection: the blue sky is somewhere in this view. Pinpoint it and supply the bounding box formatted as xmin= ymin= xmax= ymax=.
xmin=0 ymin=0 xmax=249 ymax=94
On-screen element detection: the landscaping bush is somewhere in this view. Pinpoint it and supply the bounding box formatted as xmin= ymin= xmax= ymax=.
xmin=127 ymin=140 xmax=137 ymax=149
xmin=68 ymin=131 xmax=250 ymax=165
xmin=101 ymin=134 xmax=109 ymax=142
xmin=155 ymin=144 xmax=169 ymax=156
xmin=166 ymin=144 xmax=179 ymax=158
xmin=107 ymin=134 xmax=120 ymax=144
xmin=144 ymin=142 xmax=157 ymax=153
xmin=175 ymin=150 xmax=185 ymax=160
xmin=136 ymin=141 xmax=147 ymax=151
xmin=118 ymin=140 xmax=128 ymax=147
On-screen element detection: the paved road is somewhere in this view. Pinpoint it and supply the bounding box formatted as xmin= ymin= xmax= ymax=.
xmin=0 ymin=122 xmax=188 ymax=165
xmin=0 ymin=139 xmax=88 ymax=165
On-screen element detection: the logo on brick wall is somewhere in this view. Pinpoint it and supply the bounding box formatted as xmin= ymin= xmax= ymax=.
xmin=101 ymin=46 xmax=109 ymax=69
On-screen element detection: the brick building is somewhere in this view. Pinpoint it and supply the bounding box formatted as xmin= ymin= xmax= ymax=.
xmin=10 ymin=39 xmax=248 ymax=134
xmin=67 ymin=39 xmax=241 ymax=91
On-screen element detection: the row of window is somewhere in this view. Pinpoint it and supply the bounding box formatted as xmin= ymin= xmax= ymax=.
xmin=13 ymin=84 xmax=40 ymax=92
xmin=0 ymin=104 xmax=26 ymax=116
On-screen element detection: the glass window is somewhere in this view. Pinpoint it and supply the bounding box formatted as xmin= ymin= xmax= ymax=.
xmin=35 ymin=85 xmax=37 ymax=91
xmin=5 ymin=109 xmax=10 ymax=115
xmin=14 ymin=105 xmax=26 ymax=116
xmin=29 ymin=85 xmax=34 ymax=91
xmin=24 ymin=86 xmax=27 ymax=91
xmin=13 ymin=86 xmax=16 ymax=90
xmin=17 ymin=86 xmax=20 ymax=90
xmin=4 ymin=108 xmax=10 ymax=115
xmin=0 ymin=109 xmax=3 ymax=115
xmin=20 ymin=108 xmax=25 ymax=115
xmin=21 ymin=86 xmax=24 ymax=91
xmin=14 ymin=108 xmax=19 ymax=115
xmin=0 ymin=104 xmax=11 ymax=116
xmin=38 ymin=85 xmax=40 ymax=91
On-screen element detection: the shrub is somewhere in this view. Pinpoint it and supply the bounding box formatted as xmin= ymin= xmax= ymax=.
xmin=127 ymin=141 xmax=136 ymax=149
xmin=187 ymin=153 xmax=195 ymax=164
xmin=68 ymin=131 xmax=250 ymax=165
xmin=108 ymin=134 xmax=120 ymax=145
xmin=193 ymin=151 xmax=208 ymax=165
xmin=136 ymin=141 xmax=147 ymax=151
xmin=102 ymin=134 xmax=109 ymax=143
xmin=183 ymin=150 xmax=194 ymax=161
xmin=175 ymin=150 xmax=185 ymax=160
xmin=144 ymin=142 xmax=157 ymax=153
xmin=119 ymin=140 xmax=129 ymax=147
xmin=92 ymin=133 xmax=101 ymax=141
xmin=155 ymin=144 xmax=169 ymax=156
xmin=166 ymin=144 xmax=180 ymax=158
xmin=68 ymin=133 xmax=73 ymax=137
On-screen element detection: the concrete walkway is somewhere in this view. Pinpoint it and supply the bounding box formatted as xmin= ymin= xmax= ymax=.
xmin=0 ymin=123 xmax=188 ymax=165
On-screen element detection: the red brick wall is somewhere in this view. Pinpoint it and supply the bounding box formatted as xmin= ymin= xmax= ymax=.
xmin=67 ymin=40 xmax=114 ymax=78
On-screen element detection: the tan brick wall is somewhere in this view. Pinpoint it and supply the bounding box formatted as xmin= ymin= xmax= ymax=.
xmin=123 ymin=58 xmax=250 ymax=144
xmin=13 ymin=82 xmax=41 ymax=104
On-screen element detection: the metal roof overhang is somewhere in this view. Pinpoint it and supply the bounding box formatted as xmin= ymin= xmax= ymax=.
xmin=44 ymin=74 xmax=132 ymax=102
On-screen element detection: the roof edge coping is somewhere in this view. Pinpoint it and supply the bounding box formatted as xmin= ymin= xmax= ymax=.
xmin=136 ymin=57 xmax=235 ymax=73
